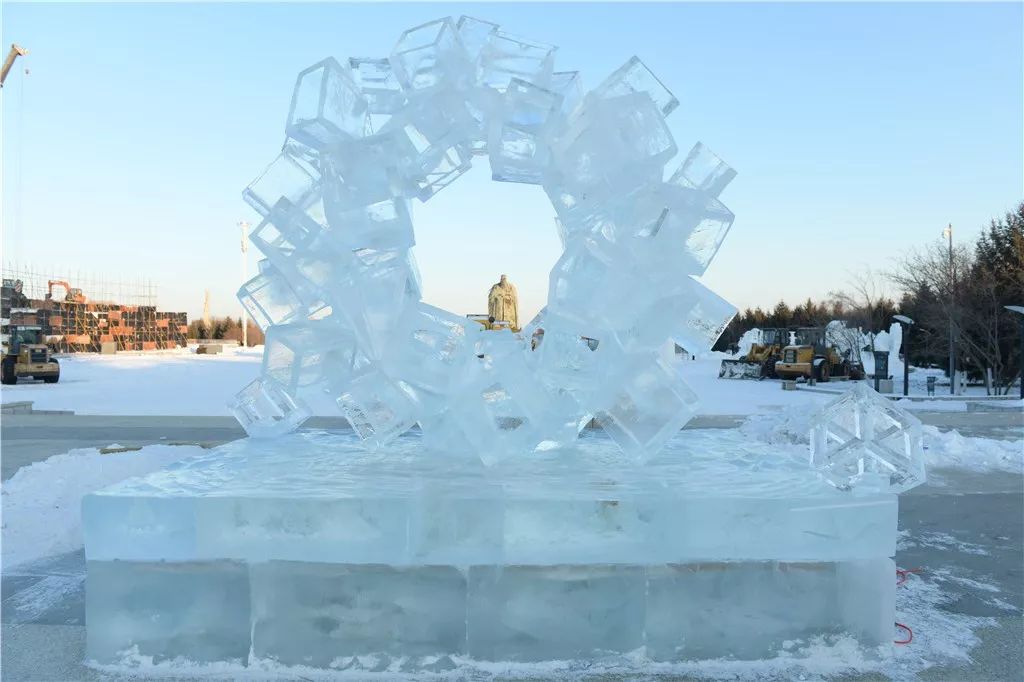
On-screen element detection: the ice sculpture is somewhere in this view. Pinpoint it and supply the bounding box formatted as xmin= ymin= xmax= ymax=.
xmin=230 ymin=15 xmax=739 ymax=463
xmin=810 ymin=382 xmax=926 ymax=492
xmin=85 ymin=17 xmax=908 ymax=673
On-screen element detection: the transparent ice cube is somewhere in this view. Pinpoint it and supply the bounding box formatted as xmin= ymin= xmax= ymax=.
xmin=323 ymin=195 xmax=415 ymax=252
xmin=810 ymin=383 xmax=926 ymax=492
xmin=348 ymin=57 xmax=406 ymax=115
xmin=662 ymin=276 xmax=738 ymax=355
xmin=456 ymin=15 xmax=500 ymax=63
xmin=336 ymin=369 xmax=419 ymax=449
xmin=262 ymin=319 xmax=359 ymax=395
xmin=669 ymin=141 xmax=737 ymax=198
xmin=243 ymin=148 xmax=321 ymax=219
xmin=477 ymin=30 xmax=556 ymax=91
xmin=379 ymin=93 xmax=476 ymax=199
xmin=488 ymin=78 xmax=563 ymax=184
xmin=550 ymin=91 xmax=676 ymax=193
xmin=383 ymin=303 xmax=481 ymax=395
xmin=229 ymin=378 xmax=311 ymax=438
xmin=286 ymin=57 xmax=369 ymax=150
xmin=592 ymin=55 xmax=679 ymax=118
xmin=596 ymin=354 xmax=699 ymax=462
xmin=390 ymin=18 xmax=473 ymax=92
xmin=237 ymin=266 xmax=328 ymax=332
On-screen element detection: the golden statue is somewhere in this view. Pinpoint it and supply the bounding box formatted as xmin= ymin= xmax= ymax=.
xmin=487 ymin=274 xmax=519 ymax=331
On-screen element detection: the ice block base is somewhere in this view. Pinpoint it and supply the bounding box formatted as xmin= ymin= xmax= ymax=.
xmin=83 ymin=429 xmax=898 ymax=669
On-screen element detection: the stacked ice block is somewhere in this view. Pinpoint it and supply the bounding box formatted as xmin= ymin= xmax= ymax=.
xmin=84 ymin=429 xmax=898 ymax=670
xmin=229 ymin=15 xmax=741 ymax=465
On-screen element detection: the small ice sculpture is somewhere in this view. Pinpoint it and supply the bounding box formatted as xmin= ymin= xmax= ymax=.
xmin=809 ymin=382 xmax=926 ymax=492
xmin=233 ymin=15 xmax=740 ymax=462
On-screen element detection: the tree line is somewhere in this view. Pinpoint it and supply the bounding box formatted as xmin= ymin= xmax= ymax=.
xmin=714 ymin=202 xmax=1024 ymax=394
xmin=187 ymin=317 xmax=265 ymax=347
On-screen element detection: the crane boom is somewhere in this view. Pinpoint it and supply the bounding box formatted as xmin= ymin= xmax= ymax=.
xmin=1 ymin=44 xmax=28 ymax=88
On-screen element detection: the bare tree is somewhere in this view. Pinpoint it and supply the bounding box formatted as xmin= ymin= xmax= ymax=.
xmin=827 ymin=268 xmax=896 ymax=354
xmin=889 ymin=240 xmax=1013 ymax=394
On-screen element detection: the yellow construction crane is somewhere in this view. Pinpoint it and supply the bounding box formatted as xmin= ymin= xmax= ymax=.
xmin=1 ymin=44 xmax=28 ymax=88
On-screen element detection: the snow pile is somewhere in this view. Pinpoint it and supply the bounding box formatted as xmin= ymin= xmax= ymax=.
xmin=893 ymin=399 xmax=967 ymax=413
xmin=921 ymin=425 xmax=1023 ymax=474
xmin=1 ymin=444 xmax=206 ymax=569
xmin=741 ymin=404 xmax=1022 ymax=476
xmin=735 ymin=327 xmax=761 ymax=357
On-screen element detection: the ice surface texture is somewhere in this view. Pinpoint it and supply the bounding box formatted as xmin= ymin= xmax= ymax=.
xmin=232 ymin=15 xmax=739 ymax=462
xmin=85 ymin=430 xmax=899 ymax=565
xmin=810 ymin=383 xmax=926 ymax=492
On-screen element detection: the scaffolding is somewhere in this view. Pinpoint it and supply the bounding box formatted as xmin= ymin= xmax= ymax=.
xmin=1 ymin=263 xmax=187 ymax=353
xmin=1 ymin=262 xmax=158 ymax=306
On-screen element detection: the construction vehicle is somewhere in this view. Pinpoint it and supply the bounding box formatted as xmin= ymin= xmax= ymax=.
xmin=774 ymin=327 xmax=863 ymax=382
xmin=1 ymin=325 xmax=60 ymax=385
xmin=719 ymin=328 xmax=788 ymax=379
xmin=467 ymin=314 xmax=515 ymax=332
xmin=1 ymin=44 xmax=28 ymax=88
xmin=46 ymin=280 xmax=87 ymax=304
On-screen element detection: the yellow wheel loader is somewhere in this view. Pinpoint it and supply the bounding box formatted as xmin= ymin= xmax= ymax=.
xmin=1 ymin=325 xmax=60 ymax=385
xmin=774 ymin=327 xmax=863 ymax=382
xmin=719 ymin=328 xmax=787 ymax=380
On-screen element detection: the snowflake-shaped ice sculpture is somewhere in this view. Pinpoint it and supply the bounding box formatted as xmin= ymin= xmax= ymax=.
xmin=809 ymin=383 xmax=926 ymax=492
xmin=229 ymin=16 xmax=740 ymax=465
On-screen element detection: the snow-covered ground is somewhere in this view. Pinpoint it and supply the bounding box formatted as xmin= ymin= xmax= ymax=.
xmin=2 ymin=412 xmax=1020 ymax=679
xmin=1 ymin=443 xmax=207 ymax=569
xmin=0 ymin=346 xmax=264 ymax=415
xmin=6 ymin=346 xmax=1010 ymax=417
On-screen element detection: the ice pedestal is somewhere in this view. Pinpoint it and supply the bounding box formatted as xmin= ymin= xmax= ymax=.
xmin=84 ymin=430 xmax=898 ymax=671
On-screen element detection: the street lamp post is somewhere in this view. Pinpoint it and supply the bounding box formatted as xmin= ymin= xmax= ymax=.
xmin=1005 ymin=305 xmax=1024 ymax=400
xmin=893 ymin=314 xmax=914 ymax=397
xmin=943 ymin=224 xmax=955 ymax=395
xmin=239 ymin=220 xmax=250 ymax=348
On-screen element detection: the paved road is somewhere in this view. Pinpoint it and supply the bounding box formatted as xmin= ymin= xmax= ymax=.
xmin=1 ymin=412 xmax=1020 ymax=680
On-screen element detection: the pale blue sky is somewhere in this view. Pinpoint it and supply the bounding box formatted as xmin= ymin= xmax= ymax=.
xmin=2 ymin=2 xmax=1021 ymax=322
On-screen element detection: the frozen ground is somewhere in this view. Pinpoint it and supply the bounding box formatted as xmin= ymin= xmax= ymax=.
xmin=2 ymin=409 xmax=1021 ymax=680
xmin=3 ymin=348 xmax=1014 ymax=417
xmin=1 ymin=444 xmax=208 ymax=570
xmin=0 ymin=346 xmax=264 ymax=416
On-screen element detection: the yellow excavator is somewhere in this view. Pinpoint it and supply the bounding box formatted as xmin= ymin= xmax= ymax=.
xmin=719 ymin=328 xmax=787 ymax=379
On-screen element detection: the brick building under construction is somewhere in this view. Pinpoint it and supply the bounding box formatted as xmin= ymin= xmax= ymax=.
xmin=1 ymin=278 xmax=188 ymax=353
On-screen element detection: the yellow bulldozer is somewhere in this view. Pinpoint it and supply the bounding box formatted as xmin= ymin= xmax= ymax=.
xmin=719 ymin=328 xmax=787 ymax=380
xmin=774 ymin=327 xmax=863 ymax=382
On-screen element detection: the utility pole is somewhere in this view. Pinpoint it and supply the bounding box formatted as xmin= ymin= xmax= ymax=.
xmin=239 ymin=220 xmax=250 ymax=348
xmin=943 ymin=223 xmax=955 ymax=395
xmin=203 ymin=289 xmax=211 ymax=331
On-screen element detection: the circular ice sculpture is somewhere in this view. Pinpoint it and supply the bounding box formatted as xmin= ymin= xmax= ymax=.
xmin=231 ymin=16 xmax=739 ymax=465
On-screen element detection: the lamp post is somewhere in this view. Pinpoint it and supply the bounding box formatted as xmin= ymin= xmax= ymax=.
xmin=239 ymin=220 xmax=250 ymax=348
xmin=1006 ymin=305 xmax=1024 ymax=400
xmin=942 ymin=224 xmax=956 ymax=394
xmin=893 ymin=314 xmax=914 ymax=397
